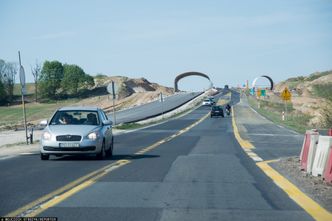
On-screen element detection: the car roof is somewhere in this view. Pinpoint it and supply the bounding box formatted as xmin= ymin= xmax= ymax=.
xmin=58 ymin=106 xmax=100 ymax=111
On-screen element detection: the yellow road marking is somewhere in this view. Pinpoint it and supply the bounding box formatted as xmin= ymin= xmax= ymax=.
xmin=7 ymin=111 xmax=210 ymax=217
xmin=5 ymin=159 xmax=129 ymax=217
xmin=231 ymin=108 xmax=254 ymax=149
xmin=28 ymin=160 xmax=130 ymax=217
xmin=232 ymin=103 xmax=332 ymax=220
xmin=257 ymin=161 xmax=332 ymax=221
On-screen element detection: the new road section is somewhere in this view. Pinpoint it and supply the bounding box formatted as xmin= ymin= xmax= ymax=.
xmin=0 ymin=92 xmax=326 ymax=220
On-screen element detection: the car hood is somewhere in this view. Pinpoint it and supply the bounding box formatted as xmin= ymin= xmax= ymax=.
xmin=47 ymin=125 xmax=100 ymax=136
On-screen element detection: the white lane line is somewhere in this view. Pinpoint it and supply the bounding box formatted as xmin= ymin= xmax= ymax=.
xmin=20 ymin=152 xmax=36 ymax=155
xmin=252 ymin=156 xmax=263 ymax=162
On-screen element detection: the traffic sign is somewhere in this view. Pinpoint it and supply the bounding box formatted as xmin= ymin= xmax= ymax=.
xmin=107 ymin=81 xmax=118 ymax=99
xmin=256 ymin=89 xmax=261 ymax=97
xmin=281 ymin=87 xmax=292 ymax=101
xmin=19 ymin=65 xmax=26 ymax=88
xmin=261 ymin=89 xmax=266 ymax=97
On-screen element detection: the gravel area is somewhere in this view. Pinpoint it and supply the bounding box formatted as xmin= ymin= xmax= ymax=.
xmin=271 ymin=156 xmax=332 ymax=212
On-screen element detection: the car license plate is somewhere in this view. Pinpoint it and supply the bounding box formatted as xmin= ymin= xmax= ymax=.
xmin=59 ymin=143 xmax=80 ymax=148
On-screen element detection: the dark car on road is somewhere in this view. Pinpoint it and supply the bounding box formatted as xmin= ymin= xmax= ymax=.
xmin=210 ymin=105 xmax=224 ymax=118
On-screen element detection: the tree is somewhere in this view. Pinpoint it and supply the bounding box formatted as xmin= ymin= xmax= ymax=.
xmin=31 ymin=61 xmax=41 ymax=102
xmin=0 ymin=59 xmax=17 ymax=104
xmin=61 ymin=64 xmax=94 ymax=96
xmin=39 ymin=61 xmax=64 ymax=99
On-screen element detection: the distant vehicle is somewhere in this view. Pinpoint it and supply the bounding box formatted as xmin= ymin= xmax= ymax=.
xmin=208 ymin=97 xmax=216 ymax=105
xmin=210 ymin=105 xmax=224 ymax=118
xmin=202 ymin=99 xmax=213 ymax=106
xmin=225 ymin=85 xmax=229 ymax=90
xmin=225 ymin=104 xmax=231 ymax=116
xmin=40 ymin=107 xmax=114 ymax=160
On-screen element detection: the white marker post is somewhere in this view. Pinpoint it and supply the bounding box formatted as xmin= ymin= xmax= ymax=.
xmin=18 ymin=51 xmax=28 ymax=144
xmin=160 ymin=92 xmax=164 ymax=119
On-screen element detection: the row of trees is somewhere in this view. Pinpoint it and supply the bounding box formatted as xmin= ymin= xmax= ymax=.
xmin=0 ymin=59 xmax=95 ymax=104
xmin=0 ymin=59 xmax=17 ymax=105
xmin=38 ymin=60 xmax=95 ymax=99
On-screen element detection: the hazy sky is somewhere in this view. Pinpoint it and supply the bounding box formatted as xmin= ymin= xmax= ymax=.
xmin=1 ymin=0 xmax=331 ymax=91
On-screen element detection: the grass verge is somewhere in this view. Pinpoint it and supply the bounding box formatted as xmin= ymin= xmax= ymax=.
xmin=247 ymin=96 xmax=312 ymax=133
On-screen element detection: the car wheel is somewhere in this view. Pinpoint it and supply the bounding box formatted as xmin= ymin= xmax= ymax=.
xmin=96 ymin=141 xmax=106 ymax=160
xmin=40 ymin=153 xmax=49 ymax=160
xmin=107 ymin=137 xmax=114 ymax=157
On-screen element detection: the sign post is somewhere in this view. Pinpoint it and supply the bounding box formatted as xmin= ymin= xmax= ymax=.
xmin=18 ymin=51 xmax=28 ymax=144
xmin=256 ymin=89 xmax=261 ymax=108
xmin=281 ymin=87 xmax=292 ymax=121
xmin=107 ymin=81 xmax=118 ymax=125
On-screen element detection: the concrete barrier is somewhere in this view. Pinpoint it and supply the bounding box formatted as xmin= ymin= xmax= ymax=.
xmin=323 ymin=144 xmax=332 ymax=183
xmin=312 ymin=136 xmax=332 ymax=177
xmin=300 ymin=130 xmax=319 ymax=173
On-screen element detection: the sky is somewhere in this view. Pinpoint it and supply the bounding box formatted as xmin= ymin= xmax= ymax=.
xmin=1 ymin=0 xmax=332 ymax=91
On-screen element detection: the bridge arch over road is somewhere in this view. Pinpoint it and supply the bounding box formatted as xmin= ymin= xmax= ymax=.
xmin=174 ymin=72 xmax=211 ymax=92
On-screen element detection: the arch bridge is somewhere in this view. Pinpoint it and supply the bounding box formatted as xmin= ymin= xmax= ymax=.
xmin=174 ymin=72 xmax=211 ymax=92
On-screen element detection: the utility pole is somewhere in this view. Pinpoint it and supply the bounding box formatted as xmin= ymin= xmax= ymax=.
xmin=18 ymin=51 xmax=28 ymax=144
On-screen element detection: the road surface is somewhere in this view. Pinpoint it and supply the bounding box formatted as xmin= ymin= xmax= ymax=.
xmin=113 ymin=92 xmax=202 ymax=124
xmin=0 ymin=92 xmax=316 ymax=221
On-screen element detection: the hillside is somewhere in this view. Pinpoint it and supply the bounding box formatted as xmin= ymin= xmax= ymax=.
xmin=272 ymin=71 xmax=332 ymax=127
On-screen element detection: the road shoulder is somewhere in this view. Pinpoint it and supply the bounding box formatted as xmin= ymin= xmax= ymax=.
xmin=232 ymin=93 xmax=332 ymax=220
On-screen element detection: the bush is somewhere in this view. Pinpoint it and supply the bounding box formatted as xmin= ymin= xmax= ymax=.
xmin=312 ymin=83 xmax=332 ymax=102
xmin=320 ymin=101 xmax=332 ymax=128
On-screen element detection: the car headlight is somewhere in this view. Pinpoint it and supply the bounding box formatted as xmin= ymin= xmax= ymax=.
xmin=87 ymin=132 xmax=98 ymax=140
xmin=42 ymin=132 xmax=52 ymax=140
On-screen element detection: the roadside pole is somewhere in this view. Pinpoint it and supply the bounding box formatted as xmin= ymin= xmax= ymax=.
xmin=112 ymin=81 xmax=116 ymax=125
xmin=284 ymin=100 xmax=288 ymax=120
xmin=160 ymin=92 xmax=164 ymax=119
xmin=281 ymin=87 xmax=291 ymax=121
xmin=107 ymin=81 xmax=118 ymax=125
xmin=18 ymin=51 xmax=28 ymax=144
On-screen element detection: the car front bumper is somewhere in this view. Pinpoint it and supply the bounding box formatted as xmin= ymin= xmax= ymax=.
xmin=40 ymin=138 xmax=103 ymax=155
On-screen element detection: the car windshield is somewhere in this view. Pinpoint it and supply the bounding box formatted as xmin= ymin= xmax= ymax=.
xmin=50 ymin=110 xmax=100 ymax=125
xmin=212 ymin=106 xmax=222 ymax=110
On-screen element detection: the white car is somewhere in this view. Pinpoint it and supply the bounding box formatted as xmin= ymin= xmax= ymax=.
xmin=40 ymin=107 xmax=114 ymax=160
xmin=202 ymin=99 xmax=213 ymax=106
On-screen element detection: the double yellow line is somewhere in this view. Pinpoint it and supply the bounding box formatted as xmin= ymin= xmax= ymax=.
xmin=6 ymin=112 xmax=210 ymax=217
xmin=232 ymin=106 xmax=332 ymax=221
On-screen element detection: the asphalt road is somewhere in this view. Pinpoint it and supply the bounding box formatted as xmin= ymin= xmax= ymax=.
xmin=0 ymin=92 xmax=314 ymax=221
xmin=113 ymin=92 xmax=202 ymax=124
xmin=234 ymin=95 xmax=304 ymax=161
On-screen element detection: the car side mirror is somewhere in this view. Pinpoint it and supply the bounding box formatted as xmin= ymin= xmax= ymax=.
xmin=103 ymin=120 xmax=113 ymax=126
xmin=40 ymin=119 xmax=48 ymax=126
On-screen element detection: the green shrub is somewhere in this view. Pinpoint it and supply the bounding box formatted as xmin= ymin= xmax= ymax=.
xmin=312 ymin=83 xmax=332 ymax=102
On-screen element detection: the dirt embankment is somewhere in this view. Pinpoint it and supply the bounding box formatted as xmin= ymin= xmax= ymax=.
xmin=81 ymin=76 xmax=174 ymax=110
xmin=272 ymin=71 xmax=332 ymax=127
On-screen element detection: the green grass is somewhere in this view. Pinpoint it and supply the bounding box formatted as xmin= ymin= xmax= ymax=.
xmin=248 ymin=96 xmax=312 ymax=133
xmin=0 ymin=98 xmax=81 ymax=126
xmin=13 ymin=83 xmax=35 ymax=95
xmin=115 ymin=123 xmax=142 ymax=130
